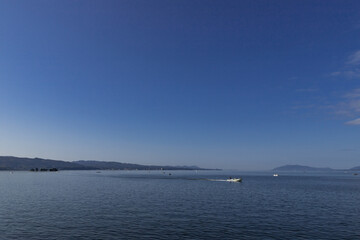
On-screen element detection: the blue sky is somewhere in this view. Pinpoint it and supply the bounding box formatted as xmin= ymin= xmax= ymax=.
xmin=1 ymin=0 xmax=360 ymax=170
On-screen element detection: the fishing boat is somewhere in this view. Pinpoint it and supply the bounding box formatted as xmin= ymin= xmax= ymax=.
xmin=273 ymin=173 xmax=279 ymax=177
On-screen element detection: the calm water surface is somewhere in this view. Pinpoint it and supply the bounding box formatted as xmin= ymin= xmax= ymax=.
xmin=0 ymin=170 xmax=359 ymax=239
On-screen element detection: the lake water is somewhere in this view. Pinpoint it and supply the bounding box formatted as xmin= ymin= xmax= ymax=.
xmin=0 ymin=170 xmax=359 ymax=239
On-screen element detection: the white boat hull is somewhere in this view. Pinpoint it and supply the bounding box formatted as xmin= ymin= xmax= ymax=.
xmin=226 ymin=178 xmax=242 ymax=182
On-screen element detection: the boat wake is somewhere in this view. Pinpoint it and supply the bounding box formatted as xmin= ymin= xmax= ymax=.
xmin=205 ymin=178 xmax=242 ymax=182
xmin=106 ymin=174 xmax=242 ymax=182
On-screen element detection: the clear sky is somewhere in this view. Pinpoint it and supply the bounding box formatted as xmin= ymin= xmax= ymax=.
xmin=1 ymin=0 xmax=360 ymax=170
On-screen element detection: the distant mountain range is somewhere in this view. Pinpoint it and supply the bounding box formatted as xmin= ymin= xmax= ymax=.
xmin=0 ymin=156 xmax=209 ymax=171
xmin=0 ymin=156 xmax=91 ymax=171
xmin=73 ymin=160 xmax=207 ymax=171
xmin=273 ymin=164 xmax=360 ymax=172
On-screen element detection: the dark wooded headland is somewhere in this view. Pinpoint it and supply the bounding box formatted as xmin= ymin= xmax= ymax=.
xmin=0 ymin=156 xmax=212 ymax=171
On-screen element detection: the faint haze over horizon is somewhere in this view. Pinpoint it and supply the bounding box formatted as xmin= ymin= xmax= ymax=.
xmin=1 ymin=0 xmax=360 ymax=171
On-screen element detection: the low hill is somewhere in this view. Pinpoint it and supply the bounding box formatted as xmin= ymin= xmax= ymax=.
xmin=0 ymin=156 xmax=94 ymax=170
xmin=272 ymin=165 xmax=334 ymax=172
xmin=0 ymin=156 xmax=209 ymax=171
xmin=73 ymin=160 xmax=205 ymax=170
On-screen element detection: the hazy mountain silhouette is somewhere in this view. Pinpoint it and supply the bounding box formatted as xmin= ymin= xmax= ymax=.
xmin=272 ymin=165 xmax=335 ymax=172
xmin=0 ymin=156 xmax=94 ymax=170
xmin=0 ymin=156 xmax=207 ymax=171
xmin=73 ymin=160 xmax=205 ymax=170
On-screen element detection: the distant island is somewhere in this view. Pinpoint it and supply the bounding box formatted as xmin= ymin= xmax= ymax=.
xmin=272 ymin=164 xmax=360 ymax=172
xmin=0 ymin=156 xmax=213 ymax=171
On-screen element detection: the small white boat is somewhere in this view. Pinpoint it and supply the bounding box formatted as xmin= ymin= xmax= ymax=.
xmin=226 ymin=178 xmax=242 ymax=182
xmin=273 ymin=174 xmax=279 ymax=177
